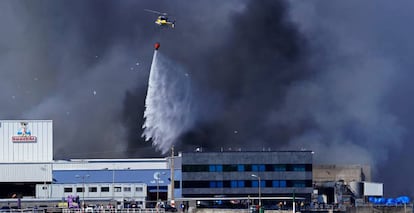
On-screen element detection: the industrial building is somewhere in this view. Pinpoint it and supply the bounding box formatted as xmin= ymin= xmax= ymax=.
xmin=0 ymin=119 xmax=410 ymax=212
xmin=181 ymin=151 xmax=313 ymax=209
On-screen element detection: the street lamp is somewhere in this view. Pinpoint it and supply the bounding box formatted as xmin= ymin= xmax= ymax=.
xmin=75 ymin=174 xmax=90 ymax=209
xmin=155 ymin=172 xmax=166 ymax=209
xmin=251 ymin=174 xmax=261 ymax=207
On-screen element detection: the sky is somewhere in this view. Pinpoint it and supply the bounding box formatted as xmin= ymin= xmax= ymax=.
xmin=1 ymin=0 xmax=414 ymax=197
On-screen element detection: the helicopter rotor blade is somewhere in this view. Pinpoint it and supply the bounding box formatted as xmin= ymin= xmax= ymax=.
xmin=144 ymin=9 xmax=168 ymax=16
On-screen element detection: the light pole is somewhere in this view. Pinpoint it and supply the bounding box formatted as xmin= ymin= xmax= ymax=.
xmin=251 ymin=174 xmax=261 ymax=207
xmin=75 ymin=174 xmax=90 ymax=209
xmin=112 ymin=166 xmax=115 ymax=202
xmin=155 ymin=172 xmax=166 ymax=209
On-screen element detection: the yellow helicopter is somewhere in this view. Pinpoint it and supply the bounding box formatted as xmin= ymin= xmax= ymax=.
xmin=145 ymin=9 xmax=175 ymax=28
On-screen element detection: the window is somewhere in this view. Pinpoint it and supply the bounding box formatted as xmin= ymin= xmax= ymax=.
xmin=280 ymin=180 xmax=287 ymax=188
xmin=124 ymin=187 xmax=131 ymax=192
xmin=89 ymin=187 xmax=97 ymax=192
xmin=101 ymin=187 xmax=110 ymax=192
xmin=292 ymin=180 xmax=306 ymax=187
xmin=252 ymin=164 xmax=265 ymax=172
xmin=136 ymin=187 xmax=143 ymax=192
xmin=231 ymin=181 xmax=237 ymax=188
xmin=208 ymin=165 xmax=223 ymax=172
xmin=238 ymin=180 xmax=245 ymax=187
xmin=237 ymin=165 xmax=245 ymax=172
xmin=292 ymin=164 xmax=306 ymax=171
xmin=274 ymin=165 xmax=286 ymax=171
xmin=272 ymin=180 xmax=280 ymax=187
xmin=209 ymin=181 xmax=223 ymax=188
xmin=252 ymin=180 xmax=266 ymax=188
xmin=64 ymin=187 xmax=73 ymax=193
xmin=114 ymin=187 xmax=122 ymax=192
xmin=76 ymin=187 xmax=83 ymax=193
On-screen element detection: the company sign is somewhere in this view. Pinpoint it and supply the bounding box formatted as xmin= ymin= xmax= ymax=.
xmin=12 ymin=122 xmax=37 ymax=142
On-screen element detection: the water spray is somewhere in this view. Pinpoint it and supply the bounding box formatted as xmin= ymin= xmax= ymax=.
xmin=142 ymin=43 xmax=196 ymax=153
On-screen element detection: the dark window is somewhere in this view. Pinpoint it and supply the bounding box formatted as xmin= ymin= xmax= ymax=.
xmin=280 ymin=180 xmax=287 ymax=187
xmin=274 ymin=164 xmax=287 ymax=171
xmin=238 ymin=180 xmax=245 ymax=187
xmin=182 ymin=165 xmax=209 ymax=172
xmin=124 ymin=187 xmax=131 ymax=192
xmin=101 ymin=187 xmax=110 ymax=192
xmin=88 ymin=187 xmax=97 ymax=192
xmin=136 ymin=187 xmax=143 ymax=192
xmin=76 ymin=187 xmax=83 ymax=193
xmin=237 ymin=165 xmax=245 ymax=172
xmin=291 ymin=180 xmax=306 ymax=187
xmin=174 ymin=181 xmax=180 ymax=189
xmin=223 ymin=164 xmax=238 ymax=172
xmin=292 ymin=164 xmax=306 ymax=171
xmin=272 ymin=180 xmax=280 ymax=187
xmin=64 ymin=187 xmax=73 ymax=193
xmin=114 ymin=187 xmax=121 ymax=192
xmin=231 ymin=181 xmax=237 ymax=188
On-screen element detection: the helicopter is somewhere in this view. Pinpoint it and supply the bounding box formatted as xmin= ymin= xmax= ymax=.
xmin=145 ymin=9 xmax=175 ymax=28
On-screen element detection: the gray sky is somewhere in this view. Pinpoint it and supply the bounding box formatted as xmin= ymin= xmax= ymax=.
xmin=1 ymin=0 xmax=413 ymax=197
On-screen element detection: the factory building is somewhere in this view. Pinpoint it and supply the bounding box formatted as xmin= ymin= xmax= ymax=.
xmin=0 ymin=120 xmax=181 ymax=209
xmin=2 ymin=119 xmax=408 ymax=211
xmin=312 ymin=164 xmax=383 ymax=208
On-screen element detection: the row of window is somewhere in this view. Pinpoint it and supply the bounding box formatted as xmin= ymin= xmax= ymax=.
xmin=182 ymin=164 xmax=311 ymax=172
xmin=182 ymin=180 xmax=312 ymax=188
xmin=64 ymin=186 xmax=144 ymax=193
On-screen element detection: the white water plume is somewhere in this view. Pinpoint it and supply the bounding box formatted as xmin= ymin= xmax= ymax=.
xmin=142 ymin=50 xmax=195 ymax=154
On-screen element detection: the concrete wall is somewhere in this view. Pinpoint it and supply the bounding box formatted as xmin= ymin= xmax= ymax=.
xmin=313 ymin=165 xmax=371 ymax=183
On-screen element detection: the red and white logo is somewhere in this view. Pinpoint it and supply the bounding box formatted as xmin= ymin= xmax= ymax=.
xmin=12 ymin=122 xmax=37 ymax=142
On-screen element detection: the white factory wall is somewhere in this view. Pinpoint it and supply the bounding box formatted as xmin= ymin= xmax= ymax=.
xmin=53 ymin=159 xmax=169 ymax=170
xmin=0 ymin=120 xmax=53 ymax=163
xmin=0 ymin=163 xmax=52 ymax=182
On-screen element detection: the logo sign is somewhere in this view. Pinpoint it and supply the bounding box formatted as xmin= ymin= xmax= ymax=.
xmin=12 ymin=122 xmax=37 ymax=142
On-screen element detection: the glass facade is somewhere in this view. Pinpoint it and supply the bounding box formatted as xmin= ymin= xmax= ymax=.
xmin=183 ymin=163 xmax=312 ymax=172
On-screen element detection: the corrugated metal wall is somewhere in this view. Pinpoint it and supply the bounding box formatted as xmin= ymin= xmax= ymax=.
xmin=0 ymin=120 xmax=53 ymax=163
xmin=0 ymin=163 xmax=52 ymax=182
